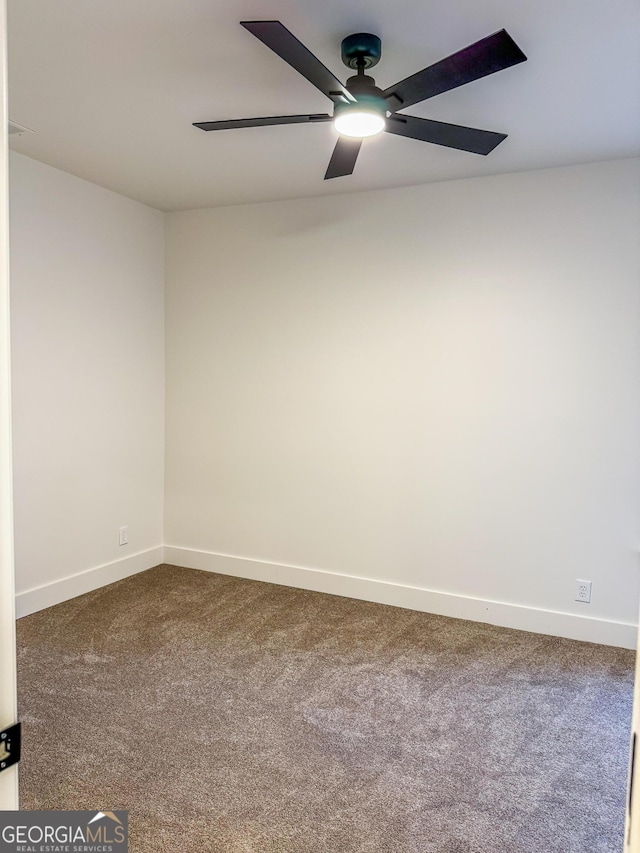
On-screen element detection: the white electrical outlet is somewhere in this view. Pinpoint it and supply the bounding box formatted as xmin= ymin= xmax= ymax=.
xmin=575 ymin=579 xmax=592 ymax=603
xmin=119 ymin=526 xmax=129 ymax=546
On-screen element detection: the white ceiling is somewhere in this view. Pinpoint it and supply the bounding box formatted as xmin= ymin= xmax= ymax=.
xmin=7 ymin=0 xmax=640 ymax=211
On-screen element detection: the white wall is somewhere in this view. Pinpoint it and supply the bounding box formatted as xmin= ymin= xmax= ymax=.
xmin=165 ymin=158 xmax=640 ymax=647
xmin=10 ymin=152 xmax=165 ymax=614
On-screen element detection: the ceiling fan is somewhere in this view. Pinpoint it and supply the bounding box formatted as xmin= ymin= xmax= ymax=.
xmin=194 ymin=21 xmax=527 ymax=180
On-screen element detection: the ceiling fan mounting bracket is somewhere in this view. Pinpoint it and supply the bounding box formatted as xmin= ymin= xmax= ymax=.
xmin=341 ymin=33 xmax=382 ymax=70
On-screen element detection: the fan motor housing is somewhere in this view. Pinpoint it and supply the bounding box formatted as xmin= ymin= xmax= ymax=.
xmin=341 ymin=33 xmax=382 ymax=69
xmin=334 ymin=73 xmax=388 ymax=131
xmin=345 ymin=73 xmax=385 ymax=100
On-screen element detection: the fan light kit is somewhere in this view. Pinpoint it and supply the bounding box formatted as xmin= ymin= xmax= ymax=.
xmin=194 ymin=22 xmax=527 ymax=180
xmin=334 ymin=106 xmax=385 ymax=139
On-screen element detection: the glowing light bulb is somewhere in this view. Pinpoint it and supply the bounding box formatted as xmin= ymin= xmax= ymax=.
xmin=334 ymin=108 xmax=385 ymax=138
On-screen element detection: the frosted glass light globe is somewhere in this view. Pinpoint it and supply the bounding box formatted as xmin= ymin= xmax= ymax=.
xmin=334 ymin=109 xmax=385 ymax=138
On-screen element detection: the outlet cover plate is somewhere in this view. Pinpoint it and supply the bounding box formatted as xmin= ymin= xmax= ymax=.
xmin=575 ymin=579 xmax=592 ymax=603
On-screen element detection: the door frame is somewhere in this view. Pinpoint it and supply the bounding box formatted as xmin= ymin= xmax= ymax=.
xmin=0 ymin=0 xmax=18 ymax=812
xmin=625 ymin=617 xmax=640 ymax=850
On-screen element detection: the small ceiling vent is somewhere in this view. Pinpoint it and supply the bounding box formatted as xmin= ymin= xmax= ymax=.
xmin=8 ymin=120 xmax=34 ymax=136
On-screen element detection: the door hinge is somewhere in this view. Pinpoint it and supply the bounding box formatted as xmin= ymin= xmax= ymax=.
xmin=0 ymin=722 xmax=21 ymax=772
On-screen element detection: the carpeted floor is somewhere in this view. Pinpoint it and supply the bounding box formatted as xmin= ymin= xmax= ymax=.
xmin=16 ymin=564 xmax=634 ymax=852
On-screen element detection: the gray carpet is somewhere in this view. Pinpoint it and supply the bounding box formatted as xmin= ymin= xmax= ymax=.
xmin=16 ymin=564 xmax=634 ymax=852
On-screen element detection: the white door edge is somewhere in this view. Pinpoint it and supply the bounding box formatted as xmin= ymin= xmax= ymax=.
xmin=625 ymin=606 xmax=640 ymax=850
xmin=0 ymin=0 xmax=18 ymax=811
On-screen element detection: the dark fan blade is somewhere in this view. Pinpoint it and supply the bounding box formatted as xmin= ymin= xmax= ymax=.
xmin=324 ymin=136 xmax=362 ymax=179
xmin=241 ymin=21 xmax=355 ymax=103
xmin=383 ymin=29 xmax=526 ymax=111
xmin=386 ymin=114 xmax=506 ymax=155
xmin=194 ymin=114 xmax=332 ymax=131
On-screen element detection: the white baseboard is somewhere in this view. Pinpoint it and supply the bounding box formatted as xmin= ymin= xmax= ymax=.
xmin=17 ymin=544 xmax=637 ymax=649
xmin=164 ymin=546 xmax=638 ymax=650
xmin=15 ymin=546 xmax=164 ymax=618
